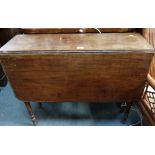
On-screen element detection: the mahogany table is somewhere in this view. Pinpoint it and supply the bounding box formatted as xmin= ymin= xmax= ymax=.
xmin=0 ymin=33 xmax=154 ymax=125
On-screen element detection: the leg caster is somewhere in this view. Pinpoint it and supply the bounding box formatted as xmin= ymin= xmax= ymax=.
xmin=122 ymin=102 xmax=133 ymax=123
xmin=24 ymin=102 xmax=36 ymax=125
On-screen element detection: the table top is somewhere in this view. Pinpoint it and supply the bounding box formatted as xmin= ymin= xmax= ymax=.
xmin=0 ymin=33 xmax=154 ymax=54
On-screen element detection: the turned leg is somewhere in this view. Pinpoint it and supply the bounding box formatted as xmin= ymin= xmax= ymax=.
xmin=122 ymin=102 xmax=133 ymax=122
xmin=38 ymin=102 xmax=42 ymax=108
xmin=24 ymin=102 xmax=36 ymax=125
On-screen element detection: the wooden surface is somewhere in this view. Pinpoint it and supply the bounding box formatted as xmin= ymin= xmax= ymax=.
xmin=139 ymin=100 xmax=155 ymax=125
xmin=139 ymin=28 xmax=155 ymax=125
xmin=143 ymin=28 xmax=155 ymax=79
xmin=21 ymin=28 xmax=133 ymax=34
xmin=0 ymin=33 xmax=153 ymax=52
xmin=143 ymin=28 xmax=155 ymax=48
xmin=0 ymin=33 xmax=154 ymax=102
xmin=0 ymin=53 xmax=153 ymax=102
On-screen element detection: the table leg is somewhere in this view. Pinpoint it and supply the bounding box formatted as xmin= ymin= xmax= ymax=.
xmin=38 ymin=102 xmax=42 ymax=108
xmin=123 ymin=102 xmax=133 ymax=122
xmin=24 ymin=102 xmax=36 ymax=125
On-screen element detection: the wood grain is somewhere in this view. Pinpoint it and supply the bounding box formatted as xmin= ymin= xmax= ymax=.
xmin=139 ymin=100 xmax=155 ymax=125
xmin=0 ymin=33 xmax=153 ymax=102
xmin=143 ymin=28 xmax=155 ymax=79
xmin=0 ymin=33 xmax=153 ymax=52
xmin=143 ymin=28 xmax=155 ymax=48
xmin=0 ymin=53 xmax=153 ymax=102
xmin=138 ymin=28 xmax=155 ymax=126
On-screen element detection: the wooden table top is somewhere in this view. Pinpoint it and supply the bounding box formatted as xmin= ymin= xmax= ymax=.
xmin=0 ymin=33 xmax=153 ymax=54
xmin=0 ymin=33 xmax=154 ymax=102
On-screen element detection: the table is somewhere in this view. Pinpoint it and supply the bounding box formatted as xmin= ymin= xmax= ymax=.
xmin=0 ymin=33 xmax=154 ymax=125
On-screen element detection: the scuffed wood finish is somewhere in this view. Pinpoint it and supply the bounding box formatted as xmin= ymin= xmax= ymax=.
xmin=0 ymin=33 xmax=153 ymax=52
xmin=0 ymin=53 xmax=153 ymax=102
xmin=0 ymin=33 xmax=154 ymax=102
xmin=21 ymin=28 xmax=133 ymax=34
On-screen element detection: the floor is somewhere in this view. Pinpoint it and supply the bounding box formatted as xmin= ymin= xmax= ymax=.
xmin=0 ymin=83 xmax=146 ymax=126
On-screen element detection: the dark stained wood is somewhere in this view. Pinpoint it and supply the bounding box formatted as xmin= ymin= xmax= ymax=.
xmin=123 ymin=102 xmax=133 ymax=121
xmin=0 ymin=28 xmax=19 ymax=47
xmin=0 ymin=53 xmax=153 ymax=102
xmin=24 ymin=102 xmax=36 ymax=125
xmin=0 ymin=33 xmax=153 ymax=52
xmin=21 ymin=28 xmax=134 ymax=34
xmin=0 ymin=33 xmax=154 ymax=103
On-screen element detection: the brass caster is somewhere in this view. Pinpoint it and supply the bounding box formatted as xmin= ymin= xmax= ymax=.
xmin=31 ymin=113 xmax=37 ymax=126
